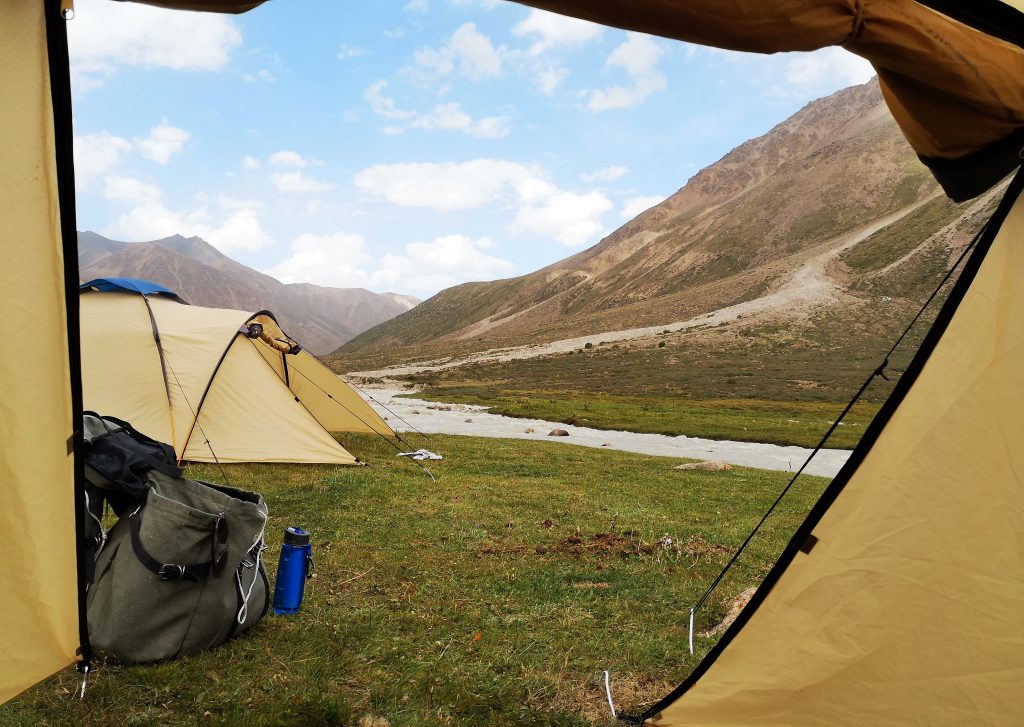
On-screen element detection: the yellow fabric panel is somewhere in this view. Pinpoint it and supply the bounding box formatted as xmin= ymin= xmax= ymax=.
xmin=80 ymin=293 xmax=174 ymax=443
xmin=182 ymin=338 xmax=357 ymax=465
xmin=245 ymin=330 xmax=393 ymax=436
xmin=513 ymin=1 xmax=1024 ymax=162
xmin=655 ymin=190 xmax=1024 ymax=725
xmin=0 ymin=0 xmax=80 ymax=704
xmin=146 ymin=297 xmax=251 ymax=455
xmin=284 ymin=349 xmax=394 ymax=436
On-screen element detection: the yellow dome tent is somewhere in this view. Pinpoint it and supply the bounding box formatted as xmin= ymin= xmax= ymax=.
xmin=79 ymin=278 xmax=393 ymax=466
xmin=3 ymin=0 xmax=1023 ymax=720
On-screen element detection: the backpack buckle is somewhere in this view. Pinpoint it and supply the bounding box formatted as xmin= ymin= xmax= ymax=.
xmin=158 ymin=564 xmax=186 ymax=581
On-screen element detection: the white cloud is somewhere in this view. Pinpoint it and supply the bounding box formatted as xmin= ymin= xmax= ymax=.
xmin=243 ymin=69 xmax=276 ymax=83
xmin=620 ymin=195 xmax=665 ymax=219
xmin=241 ymin=155 xmax=262 ymax=170
xmin=404 ymin=0 xmax=429 ymax=12
xmin=269 ymin=150 xmax=320 ymax=168
xmin=104 ymin=175 xmax=161 ymax=205
xmin=355 ymin=159 xmax=611 ymax=247
xmin=408 ymin=103 xmax=509 ymax=139
xmin=449 ymin=0 xmax=498 ymax=7
xmin=355 ymin=159 xmax=536 ymax=211
xmin=102 ymin=176 xmax=273 ymax=252
xmin=364 ymin=81 xmax=509 ymax=139
xmin=535 ymin=65 xmax=569 ymax=95
xmin=449 ymin=23 xmax=502 ymax=80
xmin=338 ymin=44 xmax=368 ymax=60
xmin=581 ymin=165 xmax=629 ymax=183
xmin=365 ymin=80 xmax=416 ymax=120
xmin=780 ymin=47 xmax=875 ymax=98
xmin=265 ymin=233 xmax=373 ymax=287
xmin=134 ymin=123 xmax=191 ymax=165
xmin=74 ymin=132 xmax=132 ymax=186
xmin=272 ymin=171 xmax=335 ymax=193
xmin=375 ymin=235 xmax=515 ymax=294
xmin=588 ymin=33 xmax=667 ymax=111
xmin=407 ymin=23 xmax=502 ymax=84
xmin=514 ymin=189 xmax=612 ymax=247
xmin=512 ymin=9 xmax=603 ymax=56
xmin=68 ymin=0 xmax=241 ymax=91
xmin=265 ymin=232 xmax=515 ymax=296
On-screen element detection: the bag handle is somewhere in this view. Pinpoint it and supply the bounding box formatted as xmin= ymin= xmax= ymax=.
xmin=128 ymin=510 xmax=218 ymax=583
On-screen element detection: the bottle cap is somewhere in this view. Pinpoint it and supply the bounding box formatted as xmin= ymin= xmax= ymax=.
xmin=284 ymin=526 xmax=310 ymax=546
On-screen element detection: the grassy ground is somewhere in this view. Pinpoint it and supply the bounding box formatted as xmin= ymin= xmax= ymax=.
xmin=4 ymin=434 xmax=829 ymax=727
xmin=403 ymin=389 xmax=878 ymax=450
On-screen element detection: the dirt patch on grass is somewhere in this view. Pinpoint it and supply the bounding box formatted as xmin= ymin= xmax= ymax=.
xmin=479 ymin=531 xmax=735 ymax=562
xmin=574 ymin=672 xmax=680 ymax=724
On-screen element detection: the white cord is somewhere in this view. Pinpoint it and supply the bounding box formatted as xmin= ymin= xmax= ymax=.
xmin=236 ymin=505 xmax=269 ymax=624
xmin=603 ymin=670 xmax=617 ymax=719
xmin=83 ymin=491 xmax=107 ymax=560
xmin=688 ymin=607 xmax=696 ymax=655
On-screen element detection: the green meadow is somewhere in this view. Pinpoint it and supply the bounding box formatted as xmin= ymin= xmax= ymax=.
xmin=4 ymin=434 xmax=829 ymax=727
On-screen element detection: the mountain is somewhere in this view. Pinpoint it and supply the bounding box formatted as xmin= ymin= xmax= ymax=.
xmin=332 ymin=79 xmax=991 ymax=379
xmin=79 ymin=233 xmax=418 ymax=355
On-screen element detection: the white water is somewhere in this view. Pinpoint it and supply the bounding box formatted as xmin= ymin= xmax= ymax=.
xmin=360 ymin=388 xmax=850 ymax=478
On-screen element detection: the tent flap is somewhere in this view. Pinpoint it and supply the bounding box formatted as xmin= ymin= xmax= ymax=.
xmin=647 ymin=172 xmax=1024 ymax=726
xmin=0 ymin=0 xmax=82 ymax=705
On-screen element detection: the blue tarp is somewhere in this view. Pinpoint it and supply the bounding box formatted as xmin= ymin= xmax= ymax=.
xmin=80 ymin=277 xmax=186 ymax=302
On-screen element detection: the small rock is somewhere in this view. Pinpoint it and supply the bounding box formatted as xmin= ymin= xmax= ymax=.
xmin=464 ymin=418 xmax=473 ymax=423
xmin=358 ymin=717 xmax=391 ymax=727
xmin=673 ymin=460 xmax=732 ymax=471
xmin=548 ymin=429 xmax=570 ymax=437
xmin=524 ymin=427 xmax=535 ymax=434
xmin=411 ymin=409 xmax=420 ymax=415
xmin=601 ymin=442 xmax=612 ymax=448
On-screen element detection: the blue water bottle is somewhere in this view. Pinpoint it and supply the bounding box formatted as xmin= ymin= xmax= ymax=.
xmin=272 ymin=526 xmax=313 ymax=614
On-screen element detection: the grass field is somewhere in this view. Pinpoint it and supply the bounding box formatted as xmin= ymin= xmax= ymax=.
xmin=403 ymin=389 xmax=878 ymax=450
xmin=4 ymin=434 xmax=830 ymax=727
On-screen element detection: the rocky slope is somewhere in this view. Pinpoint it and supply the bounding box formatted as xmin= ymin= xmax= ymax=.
xmin=332 ymin=78 xmax=988 ymax=376
xmin=79 ymin=232 xmax=418 ymax=355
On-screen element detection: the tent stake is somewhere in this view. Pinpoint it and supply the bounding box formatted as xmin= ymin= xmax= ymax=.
xmin=688 ymin=608 xmax=695 ymax=655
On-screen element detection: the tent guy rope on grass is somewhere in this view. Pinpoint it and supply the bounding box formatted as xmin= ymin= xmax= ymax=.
xmin=337 ymin=373 xmax=434 ymax=443
xmin=681 ymin=218 xmax=989 ymax=655
xmin=274 ymin=344 xmax=439 ymax=481
xmin=162 ymin=351 xmax=232 ymax=486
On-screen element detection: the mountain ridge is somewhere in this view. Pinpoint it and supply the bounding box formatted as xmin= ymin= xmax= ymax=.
xmin=333 ymin=78 xmax=955 ymax=372
xmin=78 ymin=232 xmax=419 ymax=355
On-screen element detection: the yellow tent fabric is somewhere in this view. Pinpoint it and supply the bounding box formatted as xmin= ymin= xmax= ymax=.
xmin=0 ymin=0 xmax=82 ymax=704
xmin=648 ymin=173 xmax=1024 ymax=726
xmin=6 ymin=0 xmax=1024 ymax=712
xmin=80 ymin=289 xmax=394 ymax=465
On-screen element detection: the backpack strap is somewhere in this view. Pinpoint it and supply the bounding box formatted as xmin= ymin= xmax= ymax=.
xmin=129 ymin=511 xmax=214 ymax=583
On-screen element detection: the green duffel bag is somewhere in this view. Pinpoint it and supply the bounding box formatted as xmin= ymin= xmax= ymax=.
xmin=87 ymin=470 xmax=270 ymax=663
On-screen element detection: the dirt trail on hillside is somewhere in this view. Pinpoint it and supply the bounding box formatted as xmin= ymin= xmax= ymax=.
xmin=351 ymin=196 xmax=940 ymax=381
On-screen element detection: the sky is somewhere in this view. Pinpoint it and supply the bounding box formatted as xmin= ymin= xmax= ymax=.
xmin=69 ymin=0 xmax=874 ymax=299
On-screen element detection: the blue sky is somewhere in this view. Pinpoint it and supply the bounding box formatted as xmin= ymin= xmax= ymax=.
xmin=69 ymin=0 xmax=874 ymax=299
